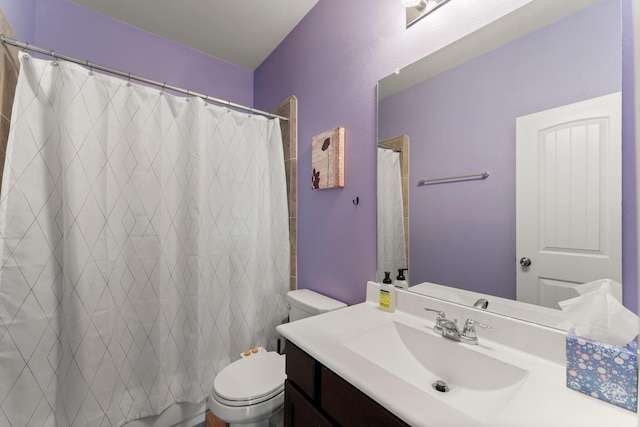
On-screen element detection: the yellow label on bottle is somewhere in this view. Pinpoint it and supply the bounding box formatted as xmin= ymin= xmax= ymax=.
xmin=380 ymin=290 xmax=391 ymax=308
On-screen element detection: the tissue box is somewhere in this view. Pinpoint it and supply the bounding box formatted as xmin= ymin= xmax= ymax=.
xmin=566 ymin=329 xmax=638 ymax=412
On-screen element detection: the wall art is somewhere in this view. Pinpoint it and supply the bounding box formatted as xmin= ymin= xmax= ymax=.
xmin=311 ymin=126 xmax=345 ymax=189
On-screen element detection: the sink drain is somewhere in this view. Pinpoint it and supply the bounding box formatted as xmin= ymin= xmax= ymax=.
xmin=432 ymin=380 xmax=449 ymax=393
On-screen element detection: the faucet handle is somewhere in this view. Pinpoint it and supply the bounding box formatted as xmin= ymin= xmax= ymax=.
xmin=425 ymin=308 xmax=449 ymax=334
xmin=462 ymin=318 xmax=491 ymax=339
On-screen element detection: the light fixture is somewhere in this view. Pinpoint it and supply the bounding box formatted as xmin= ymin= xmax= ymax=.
xmin=401 ymin=0 xmax=427 ymax=9
xmin=402 ymin=0 xmax=452 ymax=27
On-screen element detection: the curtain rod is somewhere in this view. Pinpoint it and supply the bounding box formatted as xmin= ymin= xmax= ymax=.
xmin=0 ymin=35 xmax=288 ymax=121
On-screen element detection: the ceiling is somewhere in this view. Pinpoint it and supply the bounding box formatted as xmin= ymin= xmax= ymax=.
xmin=67 ymin=0 xmax=319 ymax=70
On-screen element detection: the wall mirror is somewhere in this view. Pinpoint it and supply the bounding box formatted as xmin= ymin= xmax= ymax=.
xmin=377 ymin=0 xmax=625 ymax=328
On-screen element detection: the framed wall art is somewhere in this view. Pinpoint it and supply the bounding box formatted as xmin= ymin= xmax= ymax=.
xmin=311 ymin=126 xmax=345 ymax=190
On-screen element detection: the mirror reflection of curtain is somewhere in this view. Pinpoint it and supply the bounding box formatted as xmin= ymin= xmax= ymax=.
xmin=377 ymin=147 xmax=407 ymax=282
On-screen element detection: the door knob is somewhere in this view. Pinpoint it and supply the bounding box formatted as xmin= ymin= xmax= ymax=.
xmin=519 ymin=257 xmax=532 ymax=267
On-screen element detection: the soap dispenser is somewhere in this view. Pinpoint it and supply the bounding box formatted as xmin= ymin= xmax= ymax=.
xmin=380 ymin=271 xmax=396 ymax=312
xmin=394 ymin=268 xmax=409 ymax=290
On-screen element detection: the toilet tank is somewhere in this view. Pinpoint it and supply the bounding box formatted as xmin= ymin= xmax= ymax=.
xmin=286 ymin=289 xmax=346 ymax=322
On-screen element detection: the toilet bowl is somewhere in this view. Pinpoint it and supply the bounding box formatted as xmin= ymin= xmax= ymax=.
xmin=208 ymin=351 xmax=285 ymax=427
xmin=208 ymin=289 xmax=346 ymax=427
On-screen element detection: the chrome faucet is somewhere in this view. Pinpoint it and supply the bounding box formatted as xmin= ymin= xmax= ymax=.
xmin=473 ymin=298 xmax=489 ymax=309
xmin=424 ymin=308 xmax=491 ymax=345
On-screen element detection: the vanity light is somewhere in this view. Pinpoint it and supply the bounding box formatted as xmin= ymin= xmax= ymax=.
xmin=401 ymin=0 xmax=427 ymax=10
xmin=403 ymin=0 xmax=452 ymax=27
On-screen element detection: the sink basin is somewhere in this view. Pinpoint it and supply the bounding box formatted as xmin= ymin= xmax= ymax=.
xmin=342 ymin=321 xmax=529 ymax=422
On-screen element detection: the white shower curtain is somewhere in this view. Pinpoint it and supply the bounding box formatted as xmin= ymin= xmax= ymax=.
xmin=377 ymin=148 xmax=407 ymax=282
xmin=0 ymin=53 xmax=290 ymax=427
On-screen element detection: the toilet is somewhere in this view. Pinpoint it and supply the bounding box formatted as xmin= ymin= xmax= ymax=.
xmin=208 ymin=289 xmax=346 ymax=427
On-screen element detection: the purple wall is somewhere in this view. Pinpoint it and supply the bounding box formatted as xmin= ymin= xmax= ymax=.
xmin=30 ymin=0 xmax=253 ymax=107
xmin=255 ymin=0 xmax=638 ymax=311
xmin=0 ymin=0 xmax=36 ymax=41
xmin=379 ymin=0 xmax=629 ymax=305
xmin=253 ymin=0 xmax=425 ymax=305
xmin=621 ymin=0 xmax=637 ymax=314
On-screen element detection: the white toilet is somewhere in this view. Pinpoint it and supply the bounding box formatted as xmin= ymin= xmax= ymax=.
xmin=208 ymin=289 xmax=346 ymax=427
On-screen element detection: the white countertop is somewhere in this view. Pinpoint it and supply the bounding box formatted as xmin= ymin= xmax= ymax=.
xmin=276 ymin=282 xmax=637 ymax=427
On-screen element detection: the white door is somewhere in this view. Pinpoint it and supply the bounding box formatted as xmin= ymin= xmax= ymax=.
xmin=516 ymin=92 xmax=622 ymax=308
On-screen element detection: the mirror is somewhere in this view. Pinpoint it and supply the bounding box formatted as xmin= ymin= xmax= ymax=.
xmin=377 ymin=0 xmax=624 ymax=327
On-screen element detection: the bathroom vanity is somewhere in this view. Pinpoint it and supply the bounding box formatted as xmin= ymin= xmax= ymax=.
xmin=284 ymin=342 xmax=408 ymax=426
xmin=276 ymin=282 xmax=637 ymax=426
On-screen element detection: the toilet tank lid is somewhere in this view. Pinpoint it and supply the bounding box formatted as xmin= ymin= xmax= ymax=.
xmin=286 ymin=289 xmax=347 ymax=314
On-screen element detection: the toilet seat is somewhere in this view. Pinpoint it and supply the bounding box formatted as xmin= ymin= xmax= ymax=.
xmin=212 ymin=352 xmax=286 ymax=407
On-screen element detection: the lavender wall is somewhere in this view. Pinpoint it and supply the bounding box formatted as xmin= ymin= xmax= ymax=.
xmin=379 ymin=0 xmax=626 ymax=303
xmin=0 ymin=0 xmax=36 ymax=41
xmin=255 ymin=0 xmax=638 ymax=311
xmin=31 ymin=0 xmax=253 ymax=107
xmin=621 ymin=0 xmax=638 ymax=313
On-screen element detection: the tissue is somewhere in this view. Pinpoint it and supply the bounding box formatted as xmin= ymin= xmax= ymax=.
xmin=559 ymin=279 xmax=638 ymax=346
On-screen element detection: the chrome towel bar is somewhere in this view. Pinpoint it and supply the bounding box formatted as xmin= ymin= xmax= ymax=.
xmin=418 ymin=172 xmax=489 ymax=186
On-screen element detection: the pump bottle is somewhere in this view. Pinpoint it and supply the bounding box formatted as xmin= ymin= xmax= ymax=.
xmin=379 ymin=271 xmax=396 ymax=312
xmin=394 ymin=268 xmax=409 ymax=289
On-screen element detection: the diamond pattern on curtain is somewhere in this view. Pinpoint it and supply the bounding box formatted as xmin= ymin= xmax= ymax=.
xmin=0 ymin=53 xmax=290 ymax=427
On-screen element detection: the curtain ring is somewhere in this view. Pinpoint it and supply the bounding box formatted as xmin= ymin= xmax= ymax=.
xmin=50 ymin=50 xmax=59 ymax=67
xmin=160 ymin=82 xmax=166 ymax=95
xmin=127 ymin=73 xmax=132 ymax=87
xmin=18 ymin=41 xmax=30 ymax=60
xmin=86 ymin=60 xmax=94 ymax=76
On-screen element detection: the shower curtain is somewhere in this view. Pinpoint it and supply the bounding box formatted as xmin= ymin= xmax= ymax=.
xmin=0 ymin=53 xmax=290 ymax=427
xmin=377 ymin=148 xmax=407 ymax=282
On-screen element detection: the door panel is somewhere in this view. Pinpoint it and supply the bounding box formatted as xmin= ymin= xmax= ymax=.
xmin=516 ymin=92 xmax=621 ymax=308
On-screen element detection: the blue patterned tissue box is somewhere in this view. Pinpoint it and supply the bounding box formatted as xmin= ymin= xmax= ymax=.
xmin=566 ymin=329 xmax=638 ymax=412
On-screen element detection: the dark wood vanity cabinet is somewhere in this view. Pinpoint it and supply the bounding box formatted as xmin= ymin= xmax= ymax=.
xmin=284 ymin=342 xmax=410 ymax=427
xmin=284 ymin=379 xmax=334 ymax=427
